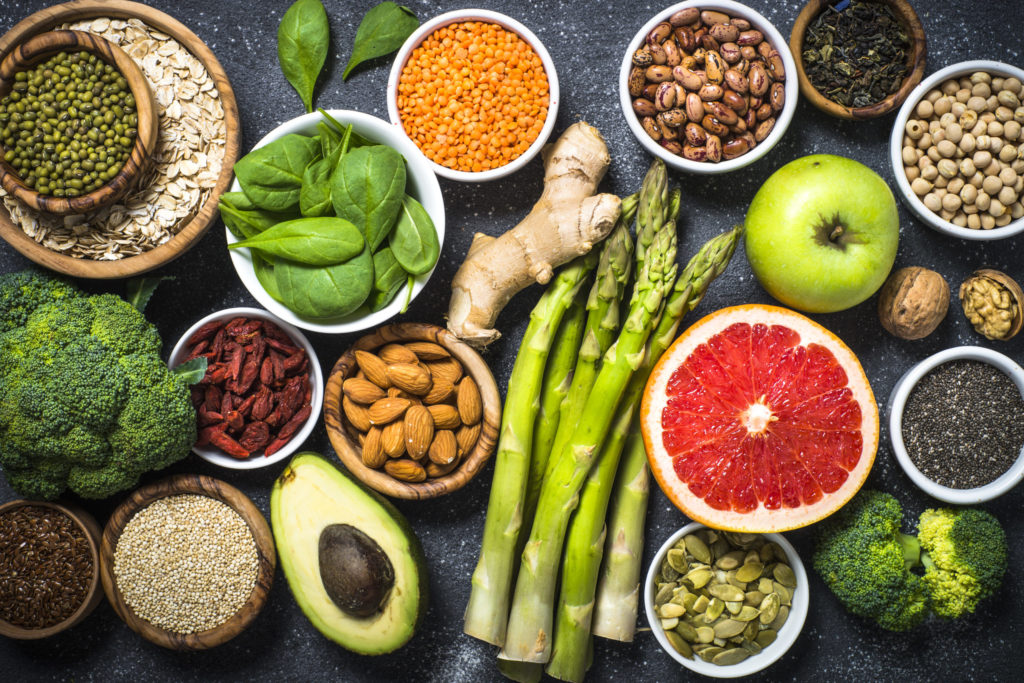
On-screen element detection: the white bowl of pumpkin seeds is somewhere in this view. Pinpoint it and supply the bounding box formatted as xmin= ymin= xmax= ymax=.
xmin=644 ymin=522 xmax=808 ymax=677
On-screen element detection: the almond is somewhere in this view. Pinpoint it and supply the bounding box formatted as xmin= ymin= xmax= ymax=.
xmin=362 ymin=427 xmax=386 ymax=468
xmin=368 ymin=397 xmax=411 ymax=425
xmin=385 ymin=458 xmax=427 ymax=482
xmin=456 ymin=422 xmax=482 ymax=456
xmin=388 ymin=363 xmax=433 ymax=396
xmin=405 ymin=341 xmax=450 ymax=361
xmin=387 ymin=386 xmax=419 ymax=401
xmin=427 ymin=404 xmax=461 ymax=430
xmin=379 ymin=343 xmax=419 ymax=365
xmin=342 ymin=396 xmax=372 ymax=432
xmin=426 ymin=459 xmax=459 ymax=478
xmin=423 ymin=378 xmax=456 ymax=405
xmin=382 ymin=420 xmax=406 ymax=458
xmin=354 ymin=350 xmax=391 ymax=388
xmin=343 ymin=377 xmax=386 ymax=404
xmin=457 ymin=377 xmax=483 ymax=425
xmin=429 ymin=429 xmax=458 ymax=466
xmin=426 ymin=357 xmax=463 ymax=386
xmin=404 ymin=405 xmax=434 ymax=460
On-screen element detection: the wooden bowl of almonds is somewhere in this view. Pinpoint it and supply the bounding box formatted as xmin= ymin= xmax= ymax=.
xmin=324 ymin=322 xmax=501 ymax=500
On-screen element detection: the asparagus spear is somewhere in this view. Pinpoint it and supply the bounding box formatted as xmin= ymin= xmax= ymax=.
xmin=592 ymin=224 xmax=743 ymax=642
xmin=501 ymin=219 xmax=678 ymax=663
xmin=464 ymin=253 xmax=599 ymax=645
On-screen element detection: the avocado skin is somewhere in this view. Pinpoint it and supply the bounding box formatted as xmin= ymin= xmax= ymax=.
xmin=271 ymin=452 xmax=428 ymax=654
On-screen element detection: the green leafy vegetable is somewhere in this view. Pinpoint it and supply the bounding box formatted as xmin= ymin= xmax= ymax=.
xmin=253 ymin=254 xmax=284 ymax=302
xmin=228 ymin=217 xmax=364 ymax=266
xmin=331 ymin=144 xmax=407 ymax=250
xmin=125 ymin=276 xmax=173 ymax=312
xmin=171 ymin=357 xmax=209 ymax=385
xmin=277 ymin=0 xmax=330 ymax=113
xmin=319 ymin=109 xmax=374 ymax=148
xmin=300 ymin=158 xmax=335 ymax=217
xmin=389 ymin=195 xmax=439 ymax=275
xmin=400 ymin=274 xmax=415 ymax=314
xmin=274 ymin=246 xmax=375 ymax=319
xmin=369 ymin=247 xmax=407 ymax=311
xmin=220 ymin=202 xmax=284 ymax=239
xmin=234 ymin=133 xmax=320 ymax=212
xmin=343 ymin=2 xmax=419 ymax=80
xmin=219 ymin=191 xmax=258 ymax=211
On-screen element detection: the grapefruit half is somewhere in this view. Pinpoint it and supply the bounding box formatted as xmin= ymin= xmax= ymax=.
xmin=641 ymin=304 xmax=878 ymax=532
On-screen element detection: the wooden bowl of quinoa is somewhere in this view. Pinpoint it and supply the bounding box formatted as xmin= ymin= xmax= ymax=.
xmin=99 ymin=474 xmax=275 ymax=651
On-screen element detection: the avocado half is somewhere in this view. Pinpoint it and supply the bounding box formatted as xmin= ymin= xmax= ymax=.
xmin=271 ymin=452 xmax=427 ymax=654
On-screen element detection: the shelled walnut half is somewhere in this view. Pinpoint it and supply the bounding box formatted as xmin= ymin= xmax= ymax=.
xmin=877 ymin=267 xmax=950 ymax=339
xmin=959 ymin=269 xmax=1023 ymax=341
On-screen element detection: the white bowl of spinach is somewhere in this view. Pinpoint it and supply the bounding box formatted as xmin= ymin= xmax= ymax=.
xmin=221 ymin=109 xmax=445 ymax=333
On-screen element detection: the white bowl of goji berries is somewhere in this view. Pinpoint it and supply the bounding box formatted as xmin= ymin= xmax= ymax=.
xmin=169 ymin=307 xmax=323 ymax=470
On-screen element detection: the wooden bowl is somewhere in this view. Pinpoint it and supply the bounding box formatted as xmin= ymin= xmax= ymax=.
xmin=99 ymin=475 xmax=275 ymax=651
xmin=325 ymin=322 xmax=502 ymax=500
xmin=0 ymin=499 xmax=103 ymax=639
xmin=790 ymin=0 xmax=926 ymax=120
xmin=0 ymin=30 xmax=158 ymax=215
xmin=0 ymin=0 xmax=241 ymax=278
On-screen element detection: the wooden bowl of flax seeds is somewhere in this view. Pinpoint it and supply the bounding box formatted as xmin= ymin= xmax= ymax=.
xmin=0 ymin=0 xmax=240 ymax=278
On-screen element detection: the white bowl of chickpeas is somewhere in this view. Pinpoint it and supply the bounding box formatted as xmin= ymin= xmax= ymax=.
xmin=891 ymin=60 xmax=1024 ymax=240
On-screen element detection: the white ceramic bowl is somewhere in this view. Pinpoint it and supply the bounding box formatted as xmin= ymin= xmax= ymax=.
xmin=644 ymin=522 xmax=809 ymax=678
xmin=619 ymin=0 xmax=798 ymax=174
xmin=889 ymin=60 xmax=1024 ymax=241
xmin=887 ymin=346 xmax=1024 ymax=503
xmin=227 ymin=110 xmax=445 ymax=333
xmin=169 ymin=307 xmax=324 ymax=470
xmin=386 ymin=9 xmax=559 ymax=182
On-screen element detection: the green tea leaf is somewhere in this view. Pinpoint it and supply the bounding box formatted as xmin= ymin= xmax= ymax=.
xmin=331 ymin=144 xmax=406 ymax=251
xmin=388 ymin=195 xmax=439 ymax=275
xmin=234 ymin=133 xmax=319 ymax=212
xmin=125 ymin=276 xmax=173 ymax=312
xmin=278 ymin=0 xmax=330 ymax=112
xmin=342 ymin=2 xmax=418 ymax=80
xmin=228 ymin=217 xmax=364 ymax=266
xmin=369 ymin=247 xmax=407 ymax=311
xmin=275 ymin=246 xmax=374 ymax=319
xmin=172 ymin=357 xmax=209 ymax=386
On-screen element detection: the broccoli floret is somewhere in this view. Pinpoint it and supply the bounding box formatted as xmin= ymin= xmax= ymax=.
xmin=0 ymin=270 xmax=196 ymax=500
xmin=813 ymin=490 xmax=928 ymax=631
xmin=0 ymin=269 xmax=81 ymax=333
xmin=918 ymin=507 xmax=1008 ymax=619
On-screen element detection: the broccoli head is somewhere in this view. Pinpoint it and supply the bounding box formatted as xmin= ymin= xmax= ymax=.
xmin=0 ymin=271 xmax=196 ymax=500
xmin=813 ymin=490 xmax=928 ymax=631
xmin=918 ymin=507 xmax=1008 ymax=619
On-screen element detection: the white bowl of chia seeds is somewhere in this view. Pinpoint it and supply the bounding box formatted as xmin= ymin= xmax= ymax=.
xmin=887 ymin=346 xmax=1024 ymax=504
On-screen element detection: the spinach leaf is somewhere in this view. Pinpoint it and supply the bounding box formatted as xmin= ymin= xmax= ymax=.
xmin=275 ymin=245 xmax=374 ymax=319
xmin=369 ymin=247 xmax=407 ymax=311
xmin=228 ymin=217 xmax=364 ymax=266
xmin=331 ymin=144 xmax=406 ymax=251
xmin=219 ymin=191 xmax=257 ymax=211
xmin=343 ymin=2 xmax=419 ymax=80
xmin=172 ymin=357 xmax=209 ymax=386
xmin=388 ymin=195 xmax=439 ymax=275
xmin=318 ymin=122 xmax=341 ymax=158
xmin=234 ymin=133 xmax=319 ymax=212
xmin=299 ymin=157 xmax=334 ymax=217
xmin=319 ymin=109 xmax=373 ymax=148
xmin=400 ymin=274 xmax=414 ymax=314
xmin=219 ymin=202 xmax=283 ymax=239
xmin=277 ymin=0 xmax=330 ymax=113
xmin=125 ymin=276 xmax=173 ymax=312
xmin=253 ymin=254 xmax=284 ymax=303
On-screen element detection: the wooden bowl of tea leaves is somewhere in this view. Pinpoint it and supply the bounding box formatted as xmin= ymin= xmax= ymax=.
xmin=790 ymin=0 xmax=926 ymax=120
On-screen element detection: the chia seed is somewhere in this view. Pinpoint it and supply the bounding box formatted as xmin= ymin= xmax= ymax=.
xmin=902 ymin=360 xmax=1024 ymax=489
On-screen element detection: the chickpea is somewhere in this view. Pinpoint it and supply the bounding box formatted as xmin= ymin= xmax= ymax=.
xmin=999 ymin=166 xmax=1018 ymax=186
xmin=996 ymin=212 xmax=1012 ymax=227
xmin=929 ymin=119 xmax=942 ymax=133
xmin=972 ymin=120 xmax=988 ymax=137
xmin=974 ymin=150 xmax=993 ymax=168
xmin=989 ymin=121 xmax=1005 ymax=137
xmin=964 ymin=202 xmax=979 ymax=215
xmin=934 ymin=176 xmax=948 ymax=189
xmin=902 ymin=146 xmax=919 ymax=165
xmin=947 ymin=177 xmax=965 ymax=195
xmin=1004 ymin=120 xmax=1022 ymax=140
xmin=937 ymin=139 xmax=957 ymax=158
xmin=952 ymin=212 xmax=968 ymax=227
xmin=968 ymin=213 xmax=982 ymax=229
xmin=926 ymin=89 xmax=943 ymax=103
xmin=999 ymin=144 xmax=1018 ymax=163
xmin=960 ymin=183 xmax=979 ymax=204
xmin=937 ymin=158 xmax=958 ymax=178
xmin=992 ymin=76 xmax=1005 ymax=91
xmin=959 ymin=132 xmax=977 ymax=154
xmin=1013 ymin=159 xmax=1024 ymax=174
xmin=951 ymin=101 xmax=967 ymax=118
xmin=960 ymin=158 xmax=978 ymax=176
xmin=934 ymin=96 xmax=952 ymax=116
xmin=983 ymin=175 xmax=1003 ymax=195
xmin=970 ymin=171 xmax=986 ymax=187
xmin=1013 ymin=203 xmax=1024 ymax=219
xmin=917 ymin=132 xmax=934 ymax=150
xmin=911 ymin=177 xmax=932 ymax=196
xmin=945 ymin=122 xmax=964 ymax=144
xmin=933 ymin=128 xmax=947 ymax=144
xmin=928 ymin=146 xmax=942 ymax=163
xmin=976 ymin=134 xmax=992 ymax=151
xmin=916 ymin=99 xmax=934 ymax=118
xmin=988 ymin=198 xmax=1006 ymax=217
xmin=972 ymin=71 xmax=992 ymax=85
xmin=942 ymin=193 xmax=962 ymax=212
xmin=921 ymin=164 xmax=939 ymax=181
xmin=985 ymin=159 xmax=1003 ymax=176
xmin=1004 ymin=77 xmax=1023 ymax=93
xmin=996 ymin=106 xmax=1014 ymax=123
xmin=972 ymin=82 xmax=992 ymax=98
xmin=957 ymin=89 xmax=972 ymax=104
xmin=939 ymin=208 xmax=955 ymax=221
xmin=987 ymin=95 xmax=1000 ymax=111
xmin=923 ymin=192 xmax=942 ymax=211
xmin=968 ymin=95 xmax=987 ymax=111
xmin=906 ymin=119 xmax=926 ymax=139
xmin=905 ymin=165 xmax=921 ymax=181
xmin=977 ymin=191 xmax=992 ymax=211
xmin=981 ymin=213 xmax=996 ymax=229
xmin=998 ymin=186 xmax=1018 ymax=206
xmin=939 ymin=112 xmax=957 ymax=128
xmin=941 ymin=79 xmax=959 ymax=95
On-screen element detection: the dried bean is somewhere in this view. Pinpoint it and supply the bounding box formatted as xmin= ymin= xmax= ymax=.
xmin=699 ymin=84 xmax=724 ymax=101
xmin=754 ymin=117 xmax=776 ymax=142
xmin=670 ymin=7 xmax=699 ymax=26
xmin=641 ymin=116 xmax=662 ymax=141
xmin=685 ymin=122 xmax=708 ymax=145
xmin=737 ymin=29 xmax=763 ymax=46
xmin=628 ymin=67 xmax=646 ymax=97
xmin=706 ymin=135 xmax=723 ymax=162
xmin=702 ymin=114 xmax=729 ymax=136
xmin=723 ymin=137 xmax=750 ymax=159
xmin=633 ymin=98 xmax=657 ymax=117
xmin=674 ymin=65 xmax=703 ymax=91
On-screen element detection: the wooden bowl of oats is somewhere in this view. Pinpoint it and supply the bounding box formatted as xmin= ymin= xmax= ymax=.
xmin=0 ymin=0 xmax=240 ymax=278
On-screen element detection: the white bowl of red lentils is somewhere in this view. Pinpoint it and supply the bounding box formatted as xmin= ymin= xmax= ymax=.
xmin=387 ymin=9 xmax=558 ymax=182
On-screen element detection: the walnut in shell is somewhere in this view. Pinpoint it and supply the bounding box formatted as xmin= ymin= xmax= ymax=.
xmin=877 ymin=267 xmax=950 ymax=340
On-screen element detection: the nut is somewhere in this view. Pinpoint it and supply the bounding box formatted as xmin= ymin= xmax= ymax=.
xmin=378 ymin=343 xmax=419 ymax=365
xmin=457 ymin=377 xmax=483 ymax=425
xmin=343 ymin=378 xmax=386 ymax=404
xmin=342 ymin=396 xmax=372 ymax=432
xmin=404 ymin=341 xmax=450 ymax=361
xmin=456 ymin=422 xmax=482 ymax=456
xmin=428 ymin=430 xmax=459 ymax=466
xmin=387 ymin=363 xmax=433 ymax=396
xmin=959 ymin=269 xmax=1023 ymax=340
xmin=382 ymin=420 xmax=406 ymax=458
xmin=878 ymin=267 xmax=950 ymax=339
xmin=362 ymin=427 xmax=386 ymax=468
xmin=426 ymin=358 xmax=463 ymax=385
xmin=354 ymin=350 xmax=391 ymax=388
xmin=423 ymin=378 xmax=456 ymax=405
xmin=404 ymin=405 xmax=435 ymax=460
xmin=427 ymin=404 xmax=462 ymax=430
xmin=367 ymin=397 xmax=411 ymax=425
xmin=384 ymin=459 xmax=427 ymax=483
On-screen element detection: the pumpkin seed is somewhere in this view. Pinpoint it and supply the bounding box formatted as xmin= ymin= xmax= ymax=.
xmin=743 ymin=619 xmax=760 ymax=642
xmin=713 ymin=637 xmax=728 ymax=647
xmin=661 ymin=617 xmax=679 ymax=630
xmin=769 ymin=605 xmax=790 ymax=632
xmin=666 ymin=629 xmax=694 ymax=659
xmin=727 ymin=574 xmax=748 ymax=590
xmin=742 ymin=639 xmax=763 ymax=655
xmin=696 ymin=626 xmax=715 ymax=643
xmin=684 ymin=534 xmax=712 ymax=564
xmin=713 ymin=619 xmax=746 ymax=639
xmin=773 ymin=582 xmax=792 ymax=605
xmin=698 ymin=646 xmax=724 ymax=663
xmin=675 ymin=621 xmax=699 ymax=642
xmin=667 ymin=548 xmax=689 ymax=574
xmin=655 ymin=583 xmax=674 ymax=605
xmin=686 ymin=567 xmax=713 ymax=589
xmin=725 ymin=600 xmax=743 ymax=615
xmin=681 ymin=592 xmax=698 ymax=611
xmin=735 ymin=561 xmax=764 ymax=583
xmin=716 ymin=550 xmax=745 ymax=570
xmin=693 ymin=595 xmax=709 ymax=613
xmin=759 ymin=593 xmax=781 ymax=625
xmin=759 ymin=544 xmax=774 ymax=563
xmin=709 ymin=583 xmax=745 ymax=602
xmin=660 ymin=602 xmax=685 ymax=619
xmin=774 ymin=563 xmax=797 ymax=587
xmin=725 ymin=532 xmax=760 ymax=547
xmin=744 ymin=590 xmax=765 ymax=606
xmin=711 ymin=537 xmax=731 ymax=560
xmin=661 ymin=564 xmax=680 ymax=582
xmin=755 ymin=629 xmax=778 ymax=648
xmin=758 ymin=577 xmax=774 ymax=594
xmin=705 ymin=597 xmax=725 ymax=621
xmin=736 ymin=606 xmax=761 ymax=621
xmin=713 ymin=647 xmax=751 ymax=666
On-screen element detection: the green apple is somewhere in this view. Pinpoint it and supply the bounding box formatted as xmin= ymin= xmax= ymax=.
xmin=744 ymin=154 xmax=899 ymax=313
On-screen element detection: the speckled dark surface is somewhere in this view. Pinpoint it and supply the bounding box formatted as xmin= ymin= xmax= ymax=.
xmin=1 ymin=1 xmax=1023 ymax=681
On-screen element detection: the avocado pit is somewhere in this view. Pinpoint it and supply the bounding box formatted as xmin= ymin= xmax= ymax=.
xmin=318 ymin=523 xmax=395 ymax=618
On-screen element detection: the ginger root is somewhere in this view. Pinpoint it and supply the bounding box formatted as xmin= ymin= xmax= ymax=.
xmin=447 ymin=122 xmax=621 ymax=348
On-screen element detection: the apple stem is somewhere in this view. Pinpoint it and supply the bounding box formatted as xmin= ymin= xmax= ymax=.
xmin=829 ymin=224 xmax=845 ymax=242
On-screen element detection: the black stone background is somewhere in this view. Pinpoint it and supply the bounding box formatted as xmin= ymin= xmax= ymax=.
xmin=1 ymin=0 xmax=1023 ymax=680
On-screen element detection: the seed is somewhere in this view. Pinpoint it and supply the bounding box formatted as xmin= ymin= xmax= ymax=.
xmin=696 ymin=625 xmax=715 ymax=643
xmin=735 ymin=606 xmax=761 ymax=622
xmin=684 ymin=534 xmax=711 ymax=564
xmin=713 ymin=647 xmax=751 ymax=666
xmin=665 ymin=629 xmax=694 ymax=658
xmin=709 ymin=583 xmax=745 ymax=602
xmin=660 ymin=602 xmax=685 ymax=619
xmin=655 ymin=582 xmax=674 ymax=606
xmin=685 ymin=567 xmax=713 ymax=589
xmin=773 ymin=563 xmax=797 ymax=587
xmin=705 ymin=597 xmax=725 ymax=621
xmin=661 ymin=617 xmax=679 ymax=630
xmin=769 ymin=605 xmax=790 ymax=632
xmin=667 ymin=548 xmax=689 ymax=574
xmin=693 ymin=595 xmax=710 ymax=613
xmin=759 ymin=593 xmax=781 ymax=624
xmin=675 ymin=621 xmax=699 ymax=642
xmin=713 ymin=619 xmax=747 ymax=639
xmin=755 ymin=629 xmax=778 ymax=648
